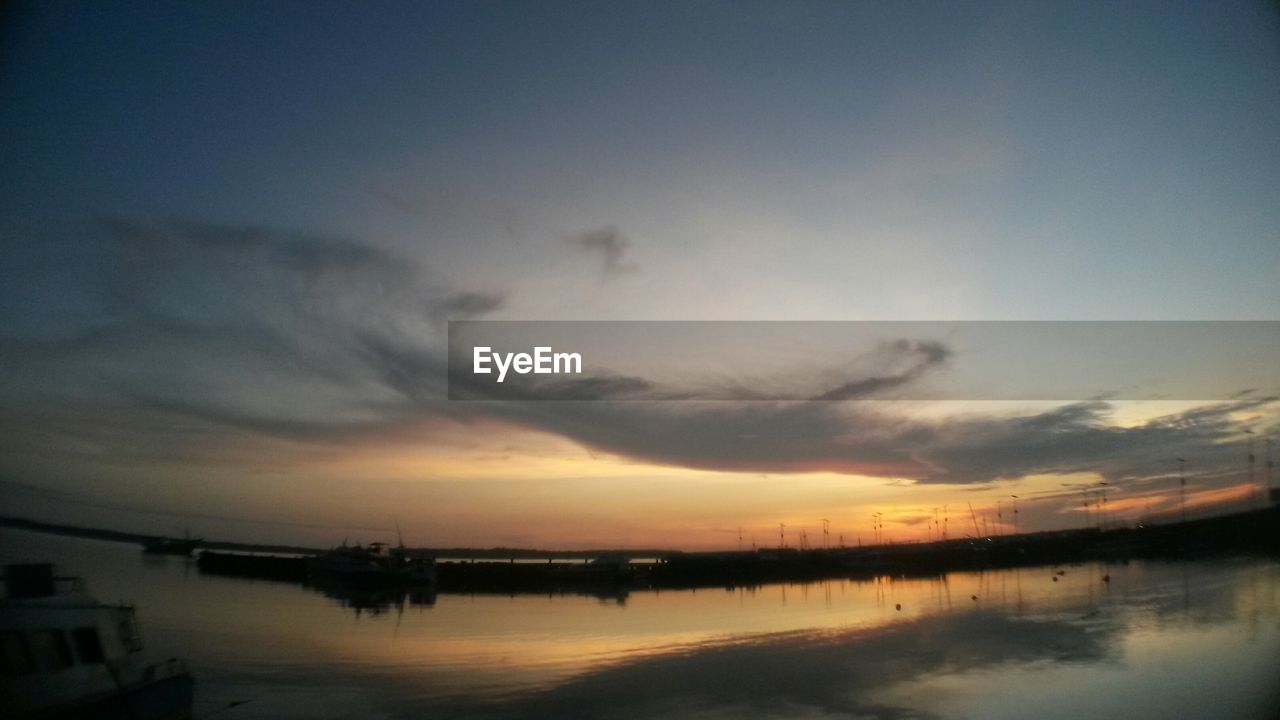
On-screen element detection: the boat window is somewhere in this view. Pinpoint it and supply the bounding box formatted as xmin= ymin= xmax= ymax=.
xmin=73 ymin=626 xmax=106 ymax=664
xmin=28 ymin=629 xmax=74 ymax=671
xmin=0 ymin=631 xmax=35 ymax=675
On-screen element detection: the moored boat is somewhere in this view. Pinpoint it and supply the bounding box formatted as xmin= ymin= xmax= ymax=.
xmin=141 ymin=537 xmax=202 ymax=556
xmin=306 ymin=541 xmax=437 ymax=587
xmin=0 ymin=563 xmax=193 ymax=720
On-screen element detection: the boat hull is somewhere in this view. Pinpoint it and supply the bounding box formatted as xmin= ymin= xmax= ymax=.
xmin=10 ymin=671 xmax=193 ymax=720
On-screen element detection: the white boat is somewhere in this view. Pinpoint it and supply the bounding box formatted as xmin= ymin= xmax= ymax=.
xmin=0 ymin=563 xmax=193 ymax=719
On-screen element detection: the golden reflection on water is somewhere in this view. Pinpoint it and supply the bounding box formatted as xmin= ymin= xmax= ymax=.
xmin=394 ymin=562 xmax=1271 ymax=695
xmin=3 ymin=529 xmax=1279 ymax=719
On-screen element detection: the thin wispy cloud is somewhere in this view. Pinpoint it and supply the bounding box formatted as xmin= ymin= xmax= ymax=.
xmin=568 ymin=226 xmax=639 ymax=278
xmin=6 ymin=218 xmax=1275 ymax=497
xmin=430 ymin=290 xmax=506 ymax=325
xmin=813 ymin=340 xmax=952 ymax=401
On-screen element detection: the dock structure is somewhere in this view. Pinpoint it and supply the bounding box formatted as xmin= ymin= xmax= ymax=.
xmin=191 ymin=505 xmax=1280 ymax=595
xmin=196 ymin=552 xmax=308 ymax=582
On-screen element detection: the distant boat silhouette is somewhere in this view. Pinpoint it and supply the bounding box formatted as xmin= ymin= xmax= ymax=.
xmin=307 ymin=541 xmax=437 ymax=587
xmin=141 ymin=529 xmax=201 ymax=556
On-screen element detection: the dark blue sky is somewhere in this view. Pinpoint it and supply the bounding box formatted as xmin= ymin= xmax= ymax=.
xmin=5 ymin=1 xmax=1278 ymax=328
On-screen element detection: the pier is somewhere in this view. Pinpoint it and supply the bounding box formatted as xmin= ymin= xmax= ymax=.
xmin=182 ymin=505 xmax=1280 ymax=595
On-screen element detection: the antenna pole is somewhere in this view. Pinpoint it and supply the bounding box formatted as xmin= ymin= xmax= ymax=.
xmin=1177 ymin=458 xmax=1187 ymax=523
xmin=1267 ymin=438 xmax=1275 ymax=500
xmin=1245 ymin=430 xmax=1257 ymax=508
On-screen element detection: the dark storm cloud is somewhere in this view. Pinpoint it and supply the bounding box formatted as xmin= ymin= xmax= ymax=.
xmin=568 ymin=225 xmax=638 ymax=277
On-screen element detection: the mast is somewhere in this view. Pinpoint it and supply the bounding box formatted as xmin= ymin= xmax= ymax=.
xmin=1246 ymin=430 xmax=1257 ymax=507
xmin=1177 ymin=458 xmax=1187 ymax=523
xmin=1268 ymin=438 xmax=1275 ymax=501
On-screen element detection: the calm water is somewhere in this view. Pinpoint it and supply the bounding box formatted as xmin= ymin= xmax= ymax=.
xmin=3 ymin=528 xmax=1279 ymax=720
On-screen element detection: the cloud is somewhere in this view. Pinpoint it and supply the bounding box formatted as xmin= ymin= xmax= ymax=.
xmin=813 ymin=339 xmax=951 ymax=400
xmin=457 ymin=392 xmax=1277 ymax=497
xmin=920 ymin=395 xmax=1277 ymax=485
xmin=366 ymin=183 xmax=422 ymax=216
xmin=567 ymin=225 xmax=638 ymax=277
xmin=100 ymin=216 xmax=412 ymax=290
xmin=449 ymin=336 xmax=954 ymax=402
xmin=5 ymin=216 xmax=1277 ymax=521
xmin=468 ymin=374 xmax=659 ymax=402
xmin=438 ymin=336 xmax=1267 ymax=491
xmin=96 ymin=215 xmax=505 ymax=324
xmin=0 ymin=217 xmax=500 ymax=440
xmin=429 ymin=290 xmax=506 ymax=324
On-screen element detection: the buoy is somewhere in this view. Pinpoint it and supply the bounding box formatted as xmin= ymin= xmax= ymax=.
xmin=1052 ymin=576 xmax=1059 ymax=582
xmin=970 ymin=595 xmax=978 ymax=601
xmin=895 ymin=603 xmax=902 ymax=611
xmin=1102 ymin=574 xmax=1110 ymax=583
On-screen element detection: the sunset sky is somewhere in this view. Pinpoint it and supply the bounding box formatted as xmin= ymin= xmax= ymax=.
xmin=2 ymin=1 xmax=1278 ymax=549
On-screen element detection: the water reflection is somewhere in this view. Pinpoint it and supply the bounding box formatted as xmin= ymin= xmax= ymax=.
xmin=312 ymin=579 xmax=437 ymax=617
xmin=2 ymin=529 xmax=1277 ymax=720
xmin=458 ymin=609 xmax=1111 ymax=720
